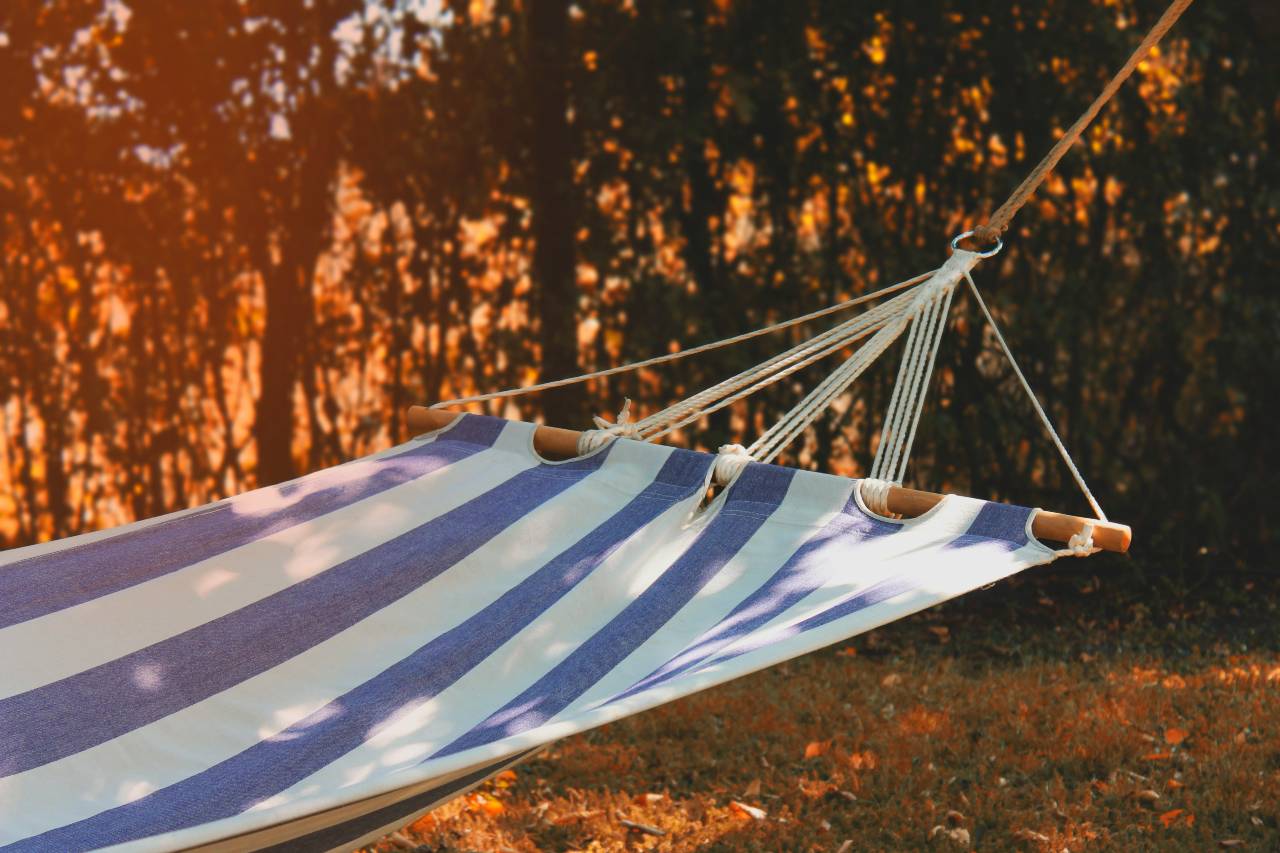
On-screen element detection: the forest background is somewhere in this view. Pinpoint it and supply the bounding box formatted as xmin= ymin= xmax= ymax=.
xmin=1 ymin=0 xmax=1278 ymax=581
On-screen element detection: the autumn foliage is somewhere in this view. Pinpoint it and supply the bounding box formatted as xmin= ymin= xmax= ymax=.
xmin=2 ymin=1 xmax=1279 ymax=849
xmin=1 ymin=0 xmax=1277 ymax=572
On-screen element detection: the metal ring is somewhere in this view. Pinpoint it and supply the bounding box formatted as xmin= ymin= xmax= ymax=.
xmin=951 ymin=230 xmax=1003 ymax=259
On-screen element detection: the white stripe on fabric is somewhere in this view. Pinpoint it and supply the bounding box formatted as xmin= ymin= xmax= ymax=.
xmin=246 ymin=457 xmax=709 ymax=818
xmin=0 ymin=425 xmax=531 ymax=699
xmin=558 ymin=468 xmax=855 ymax=718
xmin=0 ymin=429 xmax=664 ymax=842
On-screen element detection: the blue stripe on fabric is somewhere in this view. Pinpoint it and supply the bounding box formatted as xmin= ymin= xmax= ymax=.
xmin=431 ymin=462 xmax=796 ymax=761
xmin=2 ymin=449 xmax=711 ymax=851
xmin=0 ymin=432 xmax=612 ymax=780
xmin=944 ymin=501 xmax=1033 ymax=552
xmin=681 ymin=499 xmax=1038 ymax=672
xmin=259 ymin=750 xmax=538 ymax=853
xmin=0 ymin=415 xmax=504 ymax=630
xmin=609 ymin=486 xmax=898 ymax=703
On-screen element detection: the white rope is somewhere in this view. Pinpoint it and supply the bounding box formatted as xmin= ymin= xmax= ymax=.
xmin=1057 ymin=522 xmax=1100 ymax=557
xmin=429 ymin=270 xmax=937 ymax=410
xmin=871 ymin=288 xmax=942 ymax=480
xmin=749 ymin=251 xmax=977 ymax=470
xmin=870 ymin=291 xmax=930 ymax=479
xmin=886 ymin=284 xmax=956 ymax=484
xmin=859 ymin=477 xmax=899 ymax=518
xmin=749 ymin=316 xmax=911 ymax=463
xmin=712 ymin=443 xmax=753 ymax=484
xmin=638 ymin=292 xmax=914 ymax=443
xmin=962 ymin=270 xmax=1108 ymax=521
xmin=869 ymin=251 xmax=979 ymax=482
xmin=425 ymin=237 xmax=1108 ymax=537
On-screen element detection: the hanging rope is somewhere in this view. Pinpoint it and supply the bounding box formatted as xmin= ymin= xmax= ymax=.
xmin=430 ymin=269 xmax=936 ymax=410
xmin=422 ymin=0 xmax=1192 ymax=535
xmin=971 ymin=0 xmax=1194 ymax=245
xmin=962 ymin=271 xmax=1108 ymax=521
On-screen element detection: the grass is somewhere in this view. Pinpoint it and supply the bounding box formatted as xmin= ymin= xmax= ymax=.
xmin=363 ymin=567 xmax=1280 ymax=851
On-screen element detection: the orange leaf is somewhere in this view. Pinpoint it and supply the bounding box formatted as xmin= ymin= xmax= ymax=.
xmin=729 ymin=800 xmax=767 ymax=820
xmin=1141 ymin=751 xmax=1172 ymax=761
xmin=1159 ymin=808 xmax=1184 ymax=828
xmin=469 ymin=792 xmax=504 ymax=816
xmin=804 ymin=740 xmax=828 ymax=759
xmin=1164 ymin=727 xmax=1189 ymax=745
xmin=408 ymin=813 xmax=438 ymax=833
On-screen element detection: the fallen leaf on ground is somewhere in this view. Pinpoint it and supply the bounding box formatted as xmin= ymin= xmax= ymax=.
xmin=1133 ymin=789 xmax=1161 ymax=804
xmin=881 ymin=673 xmax=903 ymax=687
xmin=1013 ymin=828 xmax=1050 ymax=842
xmin=633 ymin=792 xmax=665 ymax=806
xmin=553 ymin=809 xmax=603 ymax=825
xmin=929 ymin=825 xmax=970 ymax=846
xmin=847 ymin=750 xmax=877 ymax=770
xmin=1164 ymin=727 xmax=1189 ymax=745
xmin=729 ymin=800 xmax=767 ymax=820
xmin=468 ymin=792 xmax=504 ymax=816
xmin=743 ymin=778 xmax=762 ymax=798
xmin=407 ymin=813 xmax=437 ymax=833
xmin=617 ymin=817 xmax=665 ymax=837
xmin=805 ymin=740 xmax=829 ymax=759
xmin=1158 ymin=808 xmax=1184 ymax=827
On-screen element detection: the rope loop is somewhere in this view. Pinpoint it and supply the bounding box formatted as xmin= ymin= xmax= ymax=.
xmin=712 ymin=443 xmax=753 ymax=486
xmin=951 ymin=230 xmax=1003 ymax=259
xmin=1059 ymin=522 xmax=1100 ymax=558
xmin=860 ymin=478 xmax=900 ymax=518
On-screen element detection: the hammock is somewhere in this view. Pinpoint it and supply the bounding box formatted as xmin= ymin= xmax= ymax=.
xmin=2 ymin=413 xmax=1058 ymax=851
xmin=1 ymin=2 xmax=1188 ymax=849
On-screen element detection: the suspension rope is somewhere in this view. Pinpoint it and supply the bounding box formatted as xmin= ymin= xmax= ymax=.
xmin=430 ymin=269 xmax=936 ymax=410
xmin=971 ymin=0 xmax=1194 ymax=245
xmin=422 ymin=0 xmax=1189 ymax=534
xmin=962 ymin=271 xmax=1107 ymax=521
xmin=753 ymin=251 xmax=979 ymax=465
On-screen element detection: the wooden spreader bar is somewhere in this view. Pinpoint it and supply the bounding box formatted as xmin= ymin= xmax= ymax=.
xmin=407 ymin=406 xmax=1131 ymax=553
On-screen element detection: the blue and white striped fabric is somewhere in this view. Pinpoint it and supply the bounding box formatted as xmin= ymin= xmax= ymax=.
xmin=0 ymin=414 xmax=1058 ymax=852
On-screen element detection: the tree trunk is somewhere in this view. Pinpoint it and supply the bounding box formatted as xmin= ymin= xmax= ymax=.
xmin=255 ymin=263 xmax=301 ymax=485
xmin=527 ymin=0 xmax=585 ymax=427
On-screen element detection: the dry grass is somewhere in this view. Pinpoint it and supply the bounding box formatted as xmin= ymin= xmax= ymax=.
xmin=364 ymin=571 xmax=1280 ymax=851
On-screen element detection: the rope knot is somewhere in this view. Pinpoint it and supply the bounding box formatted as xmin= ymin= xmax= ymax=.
xmin=1060 ymin=522 xmax=1100 ymax=558
xmin=591 ymin=397 xmax=640 ymax=437
xmin=712 ymin=443 xmax=753 ymax=485
xmin=579 ymin=399 xmax=640 ymax=455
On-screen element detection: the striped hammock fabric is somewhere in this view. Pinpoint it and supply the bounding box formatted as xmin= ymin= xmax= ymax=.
xmin=0 ymin=414 xmax=1059 ymax=852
